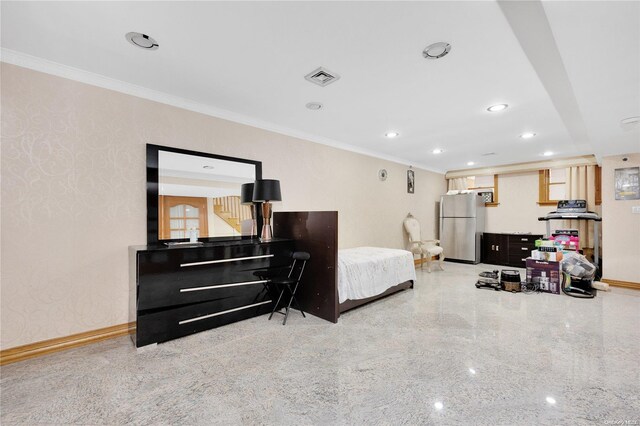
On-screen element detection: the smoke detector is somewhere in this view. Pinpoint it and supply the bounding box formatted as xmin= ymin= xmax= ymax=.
xmin=305 ymin=67 xmax=340 ymax=87
xmin=423 ymin=42 xmax=451 ymax=59
xmin=125 ymin=32 xmax=159 ymax=50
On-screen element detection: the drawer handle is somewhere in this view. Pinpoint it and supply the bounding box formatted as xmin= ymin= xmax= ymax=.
xmin=180 ymin=254 xmax=274 ymax=267
xmin=521 ymin=238 xmax=529 ymax=241
xmin=180 ymin=280 xmax=268 ymax=292
xmin=521 ymin=247 xmax=529 ymax=251
xmin=178 ymin=300 xmax=272 ymax=325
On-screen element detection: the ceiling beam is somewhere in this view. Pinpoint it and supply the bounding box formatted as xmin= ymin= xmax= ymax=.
xmin=498 ymin=0 xmax=592 ymax=153
xmin=446 ymin=155 xmax=597 ymax=179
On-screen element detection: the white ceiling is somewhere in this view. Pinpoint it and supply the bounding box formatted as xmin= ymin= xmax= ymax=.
xmin=159 ymin=151 xmax=255 ymax=183
xmin=2 ymin=1 xmax=638 ymax=173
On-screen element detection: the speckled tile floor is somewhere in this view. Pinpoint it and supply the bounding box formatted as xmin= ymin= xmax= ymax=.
xmin=2 ymin=262 xmax=639 ymax=425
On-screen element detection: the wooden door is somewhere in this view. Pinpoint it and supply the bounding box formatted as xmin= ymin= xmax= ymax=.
xmin=159 ymin=196 xmax=209 ymax=240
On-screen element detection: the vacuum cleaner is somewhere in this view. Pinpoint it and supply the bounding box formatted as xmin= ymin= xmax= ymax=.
xmin=561 ymin=252 xmax=596 ymax=299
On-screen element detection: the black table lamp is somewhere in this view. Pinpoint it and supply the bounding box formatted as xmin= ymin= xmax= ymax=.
xmin=253 ymin=179 xmax=282 ymax=242
xmin=240 ymin=183 xmax=257 ymax=237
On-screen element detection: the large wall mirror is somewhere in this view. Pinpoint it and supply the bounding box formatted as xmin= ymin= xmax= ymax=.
xmin=147 ymin=144 xmax=262 ymax=245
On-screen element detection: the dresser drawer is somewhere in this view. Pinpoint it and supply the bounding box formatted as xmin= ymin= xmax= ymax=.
xmin=137 ymin=244 xmax=291 ymax=310
xmin=509 ymin=242 xmax=536 ymax=253
xmin=507 ymin=235 xmax=540 ymax=245
xmin=507 ymin=253 xmax=530 ymax=268
xmin=135 ymin=292 xmax=274 ymax=347
xmin=137 ymin=242 xmax=291 ymax=275
xmin=137 ymin=261 xmax=288 ymax=311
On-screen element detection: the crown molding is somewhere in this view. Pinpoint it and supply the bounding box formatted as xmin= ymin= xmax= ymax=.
xmin=0 ymin=48 xmax=443 ymax=174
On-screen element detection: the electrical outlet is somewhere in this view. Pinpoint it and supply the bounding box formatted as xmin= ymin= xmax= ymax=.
xmin=632 ymin=206 xmax=640 ymax=214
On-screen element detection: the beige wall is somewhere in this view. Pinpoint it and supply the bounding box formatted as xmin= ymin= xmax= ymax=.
xmin=0 ymin=63 xmax=446 ymax=349
xmin=485 ymin=172 xmax=550 ymax=235
xmin=601 ymin=154 xmax=640 ymax=283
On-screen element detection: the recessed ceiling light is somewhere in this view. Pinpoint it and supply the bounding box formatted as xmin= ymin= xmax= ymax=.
xmin=434 ymin=401 xmax=444 ymax=410
xmin=520 ymin=132 xmax=536 ymax=139
xmin=467 ymin=161 xmax=475 ymax=166
xmin=468 ymin=368 xmax=476 ymax=375
xmin=621 ymin=116 xmax=640 ymax=125
xmin=543 ymin=151 xmax=554 ymax=156
xmin=487 ymin=104 xmax=508 ymax=112
xmin=432 ymin=148 xmax=444 ymax=154
xmin=385 ymin=132 xmax=400 ymax=138
xmin=423 ymin=42 xmax=451 ymax=59
xmin=546 ymin=396 xmax=556 ymax=405
xmin=125 ymin=32 xmax=159 ymax=50
xmin=306 ymin=102 xmax=323 ymax=110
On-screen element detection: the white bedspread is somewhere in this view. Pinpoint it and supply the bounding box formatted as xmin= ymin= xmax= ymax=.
xmin=338 ymin=247 xmax=417 ymax=303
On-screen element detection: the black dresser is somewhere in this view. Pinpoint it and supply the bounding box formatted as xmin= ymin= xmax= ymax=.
xmin=482 ymin=233 xmax=543 ymax=268
xmin=129 ymin=239 xmax=294 ymax=347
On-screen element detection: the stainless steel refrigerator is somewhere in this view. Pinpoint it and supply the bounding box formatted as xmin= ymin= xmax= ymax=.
xmin=439 ymin=193 xmax=485 ymax=264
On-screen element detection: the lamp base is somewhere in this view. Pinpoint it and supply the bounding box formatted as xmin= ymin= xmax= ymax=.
xmin=260 ymin=201 xmax=273 ymax=242
xmin=250 ymin=204 xmax=258 ymax=237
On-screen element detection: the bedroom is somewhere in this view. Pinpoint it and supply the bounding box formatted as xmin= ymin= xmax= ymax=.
xmin=1 ymin=1 xmax=639 ymax=424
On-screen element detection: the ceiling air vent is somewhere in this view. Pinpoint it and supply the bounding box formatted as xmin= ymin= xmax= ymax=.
xmin=305 ymin=67 xmax=340 ymax=87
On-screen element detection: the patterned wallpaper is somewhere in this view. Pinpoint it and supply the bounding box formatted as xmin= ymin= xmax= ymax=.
xmin=1 ymin=63 xmax=446 ymax=349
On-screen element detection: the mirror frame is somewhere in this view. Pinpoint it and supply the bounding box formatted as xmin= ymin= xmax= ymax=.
xmin=146 ymin=144 xmax=263 ymax=245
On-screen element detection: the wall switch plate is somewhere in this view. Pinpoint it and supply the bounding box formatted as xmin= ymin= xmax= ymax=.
xmin=632 ymin=206 xmax=640 ymax=214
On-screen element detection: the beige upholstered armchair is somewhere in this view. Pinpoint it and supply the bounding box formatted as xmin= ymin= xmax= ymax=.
xmin=403 ymin=214 xmax=445 ymax=272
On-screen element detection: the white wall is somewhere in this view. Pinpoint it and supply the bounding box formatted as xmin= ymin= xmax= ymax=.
xmin=0 ymin=63 xmax=446 ymax=349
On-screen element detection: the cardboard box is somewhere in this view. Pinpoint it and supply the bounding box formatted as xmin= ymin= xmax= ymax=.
xmin=531 ymin=250 xmax=563 ymax=262
xmin=525 ymin=258 xmax=561 ymax=294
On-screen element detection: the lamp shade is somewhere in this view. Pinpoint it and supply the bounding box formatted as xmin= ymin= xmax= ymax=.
xmin=253 ymin=179 xmax=282 ymax=202
xmin=240 ymin=183 xmax=254 ymax=205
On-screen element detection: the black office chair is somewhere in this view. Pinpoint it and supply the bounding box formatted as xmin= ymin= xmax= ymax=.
xmin=268 ymin=251 xmax=310 ymax=325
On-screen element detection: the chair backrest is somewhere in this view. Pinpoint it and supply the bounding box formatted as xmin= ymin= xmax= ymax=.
xmin=403 ymin=216 xmax=421 ymax=242
xmin=288 ymin=251 xmax=310 ymax=282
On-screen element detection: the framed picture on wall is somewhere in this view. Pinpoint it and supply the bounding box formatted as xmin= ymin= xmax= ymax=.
xmin=407 ymin=169 xmax=415 ymax=194
xmin=614 ymin=167 xmax=640 ymax=200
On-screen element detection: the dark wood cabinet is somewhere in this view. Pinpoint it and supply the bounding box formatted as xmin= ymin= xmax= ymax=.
xmin=482 ymin=233 xmax=542 ymax=268
xmin=482 ymin=233 xmax=508 ymax=265
xmin=130 ymin=239 xmax=294 ymax=347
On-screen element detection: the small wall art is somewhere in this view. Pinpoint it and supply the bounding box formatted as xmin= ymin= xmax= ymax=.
xmin=407 ymin=169 xmax=415 ymax=194
xmin=614 ymin=167 xmax=640 ymax=200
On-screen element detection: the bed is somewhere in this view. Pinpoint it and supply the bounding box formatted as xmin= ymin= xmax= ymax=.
xmin=338 ymin=246 xmax=416 ymax=309
xmin=273 ymin=212 xmax=416 ymax=323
